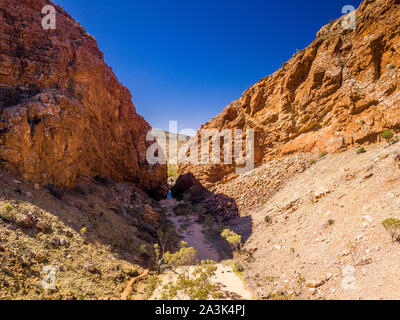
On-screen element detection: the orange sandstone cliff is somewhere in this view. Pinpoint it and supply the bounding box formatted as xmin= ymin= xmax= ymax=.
xmin=180 ymin=0 xmax=400 ymax=187
xmin=0 ymin=0 xmax=167 ymax=198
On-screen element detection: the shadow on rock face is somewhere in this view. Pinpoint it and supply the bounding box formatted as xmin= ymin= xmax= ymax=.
xmin=172 ymin=173 xmax=252 ymax=241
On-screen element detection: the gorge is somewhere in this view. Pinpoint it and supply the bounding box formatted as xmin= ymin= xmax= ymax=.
xmin=1 ymin=0 xmax=400 ymax=301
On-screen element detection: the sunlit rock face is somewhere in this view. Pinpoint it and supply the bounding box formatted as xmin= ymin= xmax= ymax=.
xmin=0 ymin=0 xmax=167 ymax=198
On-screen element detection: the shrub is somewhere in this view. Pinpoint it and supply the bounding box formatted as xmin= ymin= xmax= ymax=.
xmin=144 ymin=275 xmax=160 ymax=300
xmin=381 ymin=130 xmax=394 ymax=143
xmin=319 ymin=151 xmax=328 ymax=158
xmin=388 ymin=64 xmax=396 ymax=70
xmin=356 ymin=147 xmax=366 ymax=154
xmin=0 ymin=88 xmax=22 ymax=107
xmin=0 ymin=204 xmax=14 ymax=222
xmin=233 ymin=261 xmax=244 ymax=274
xmin=4 ymin=204 xmax=12 ymax=213
xmin=310 ymin=159 xmax=316 ymax=165
xmin=163 ymin=241 xmax=198 ymax=271
xmin=328 ymin=219 xmax=335 ymax=226
xmin=139 ymin=243 xmax=153 ymax=257
xmin=221 ymin=229 xmax=242 ymax=251
xmin=157 ymin=222 xmax=179 ymax=250
xmin=160 ymin=260 xmax=219 ymax=300
xmin=268 ymin=292 xmax=291 ymax=300
xmin=264 ymin=215 xmax=272 ymax=225
xmin=382 ymin=218 xmax=400 ymax=241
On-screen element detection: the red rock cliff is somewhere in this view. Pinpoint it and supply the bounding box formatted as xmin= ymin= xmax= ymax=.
xmin=0 ymin=0 xmax=168 ymax=198
xmin=181 ymin=0 xmax=400 ymax=187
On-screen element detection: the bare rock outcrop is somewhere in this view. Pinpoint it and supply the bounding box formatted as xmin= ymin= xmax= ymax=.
xmin=0 ymin=0 xmax=167 ymax=198
xmin=180 ymin=0 xmax=400 ymax=188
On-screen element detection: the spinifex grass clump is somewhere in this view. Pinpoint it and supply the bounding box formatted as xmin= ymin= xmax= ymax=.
xmin=0 ymin=87 xmax=22 ymax=107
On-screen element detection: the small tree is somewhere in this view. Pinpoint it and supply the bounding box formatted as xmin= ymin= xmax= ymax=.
xmin=264 ymin=215 xmax=272 ymax=225
xmin=382 ymin=218 xmax=400 ymax=241
xmin=221 ymin=229 xmax=242 ymax=251
xmin=381 ymin=130 xmax=394 ymax=144
xmin=152 ymin=223 xmax=179 ymax=272
xmin=163 ymin=241 xmax=198 ymax=272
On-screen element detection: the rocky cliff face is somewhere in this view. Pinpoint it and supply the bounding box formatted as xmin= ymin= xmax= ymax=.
xmin=181 ymin=0 xmax=400 ymax=187
xmin=0 ymin=0 xmax=167 ymax=198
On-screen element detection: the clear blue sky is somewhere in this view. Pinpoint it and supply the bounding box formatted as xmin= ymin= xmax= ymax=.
xmin=54 ymin=0 xmax=362 ymax=132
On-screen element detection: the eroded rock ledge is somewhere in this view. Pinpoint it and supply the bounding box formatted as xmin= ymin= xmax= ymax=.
xmin=0 ymin=0 xmax=167 ymax=198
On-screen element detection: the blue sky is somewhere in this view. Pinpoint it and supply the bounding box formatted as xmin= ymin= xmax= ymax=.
xmin=54 ymin=0 xmax=362 ymax=132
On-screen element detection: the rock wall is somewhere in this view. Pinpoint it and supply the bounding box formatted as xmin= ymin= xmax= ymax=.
xmin=0 ymin=0 xmax=167 ymax=198
xmin=180 ymin=0 xmax=400 ymax=187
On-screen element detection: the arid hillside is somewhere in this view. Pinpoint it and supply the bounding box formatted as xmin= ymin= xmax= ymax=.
xmin=0 ymin=166 xmax=167 ymax=300
xmin=180 ymin=0 xmax=400 ymax=187
xmin=229 ymin=141 xmax=400 ymax=300
xmin=0 ymin=0 xmax=167 ymax=198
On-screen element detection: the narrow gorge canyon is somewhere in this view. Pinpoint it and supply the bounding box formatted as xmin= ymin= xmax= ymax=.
xmin=1 ymin=0 xmax=400 ymax=301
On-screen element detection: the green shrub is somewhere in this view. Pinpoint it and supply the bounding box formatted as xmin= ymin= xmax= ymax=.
xmin=310 ymin=159 xmax=316 ymax=165
xmin=0 ymin=88 xmax=22 ymax=107
xmin=163 ymin=241 xmax=198 ymax=270
xmin=381 ymin=130 xmax=394 ymax=143
xmin=328 ymin=219 xmax=335 ymax=226
xmin=160 ymin=260 xmax=219 ymax=300
xmin=144 ymin=275 xmax=160 ymax=300
xmin=139 ymin=243 xmax=153 ymax=257
xmin=233 ymin=261 xmax=244 ymax=274
xmin=1 ymin=204 xmax=14 ymax=222
xmin=382 ymin=218 xmax=400 ymax=241
xmin=356 ymin=147 xmax=366 ymax=154
xmin=319 ymin=151 xmax=328 ymax=158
